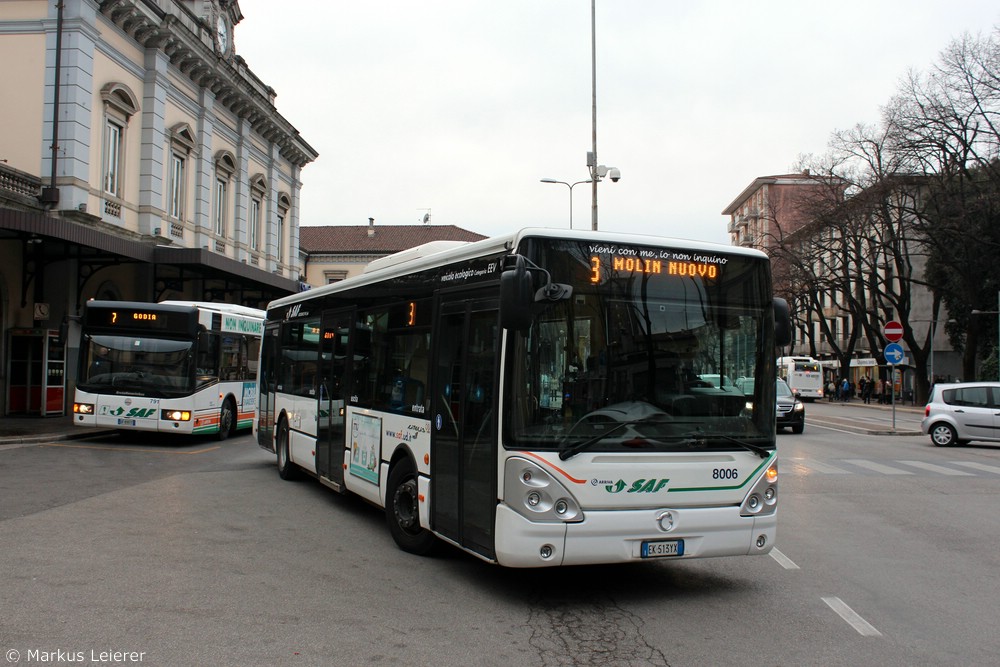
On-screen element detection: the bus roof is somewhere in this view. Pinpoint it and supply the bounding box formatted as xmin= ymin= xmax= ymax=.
xmin=159 ymin=300 xmax=265 ymax=318
xmin=267 ymin=227 xmax=768 ymax=311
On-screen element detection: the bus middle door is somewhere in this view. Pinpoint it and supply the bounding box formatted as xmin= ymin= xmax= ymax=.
xmin=430 ymin=294 xmax=499 ymax=561
xmin=317 ymin=310 xmax=351 ymax=489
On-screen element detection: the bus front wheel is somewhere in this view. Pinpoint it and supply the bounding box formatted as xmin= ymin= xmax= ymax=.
xmin=386 ymin=459 xmax=437 ymax=555
xmin=276 ymin=419 xmax=299 ymax=480
xmin=217 ymin=398 xmax=236 ymax=441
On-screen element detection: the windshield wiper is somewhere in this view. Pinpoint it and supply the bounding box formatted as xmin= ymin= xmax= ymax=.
xmin=687 ymin=432 xmax=770 ymax=459
xmin=558 ymin=415 xmax=669 ymax=461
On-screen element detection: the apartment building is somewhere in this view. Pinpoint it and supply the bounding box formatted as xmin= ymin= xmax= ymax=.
xmin=723 ymin=171 xmax=959 ymax=396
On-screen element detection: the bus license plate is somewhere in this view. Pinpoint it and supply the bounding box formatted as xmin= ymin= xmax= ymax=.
xmin=117 ymin=418 xmax=135 ymax=426
xmin=641 ymin=539 xmax=684 ymax=558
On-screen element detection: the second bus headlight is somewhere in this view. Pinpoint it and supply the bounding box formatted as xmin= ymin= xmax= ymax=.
xmin=161 ymin=409 xmax=192 ymax=422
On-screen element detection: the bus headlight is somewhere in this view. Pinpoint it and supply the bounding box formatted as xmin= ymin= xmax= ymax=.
xmin=73 ymin=403 xmax=94 ymax=415
xmin=161 ymin=409 xmax=192 ymax=422
xmin=740 ymin=459 xmax=777 ymax=516
xmin=504 ymin=457 xmax=583 ymax=523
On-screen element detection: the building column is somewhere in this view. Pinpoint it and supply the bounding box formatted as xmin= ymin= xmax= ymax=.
xmin=138 ymin=48 xmax=169 ymax=237
xmin=193 ymin=89 xmax=216 ymax=251
xmin=234 ymin=116 xmax=251 ymax=261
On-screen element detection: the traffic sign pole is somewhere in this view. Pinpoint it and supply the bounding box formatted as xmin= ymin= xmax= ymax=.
xmin=884 ymin=342 xmax=906 ymax=431
xmin=884 ymin=342 xmax=906 ymax=432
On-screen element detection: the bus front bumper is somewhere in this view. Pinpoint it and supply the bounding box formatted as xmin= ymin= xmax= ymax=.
xmin=493 ymin=504 xmax=776 ymax=568
xmin=73 ymin=412 xmax=198 ymax=434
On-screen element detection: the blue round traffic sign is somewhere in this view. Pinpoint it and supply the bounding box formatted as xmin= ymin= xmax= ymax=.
xmin=884 ymin=342 xmax=905 ymax=365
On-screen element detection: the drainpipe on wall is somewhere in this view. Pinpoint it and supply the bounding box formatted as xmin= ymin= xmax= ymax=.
xmin=39 ymin=0 xmax=64 ymax=207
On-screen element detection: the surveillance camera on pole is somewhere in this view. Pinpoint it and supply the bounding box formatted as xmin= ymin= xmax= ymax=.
xmin=594 ymin=165 xmax=621 ymax=183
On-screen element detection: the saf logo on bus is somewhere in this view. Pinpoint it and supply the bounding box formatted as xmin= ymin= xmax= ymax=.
xmin=99 ymin=406 xmax=157 ymax=418
xmin=601 ymin=479 xmax=670 ymax=494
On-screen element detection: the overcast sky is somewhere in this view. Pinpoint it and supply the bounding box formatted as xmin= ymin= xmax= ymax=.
xmin=234 ymin=1 xmax=999 ymax=245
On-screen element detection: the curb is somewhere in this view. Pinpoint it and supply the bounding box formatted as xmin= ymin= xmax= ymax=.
xmin=0 ymin=429 xmax=117 ymax=447
xmin=808 ymin=418 xmax=922 ymax=437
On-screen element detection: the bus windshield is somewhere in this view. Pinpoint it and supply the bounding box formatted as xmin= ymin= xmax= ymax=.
xmin=506 ymin=239 xmax=775 ymax=453
xmin=78 ymin=335 xmax=194 ymax=396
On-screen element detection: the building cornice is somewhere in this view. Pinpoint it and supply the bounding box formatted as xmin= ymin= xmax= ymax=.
xmin=97 ymin=0 xmax=318 ymax=167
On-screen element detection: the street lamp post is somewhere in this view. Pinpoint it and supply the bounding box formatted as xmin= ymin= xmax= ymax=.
xmin=586 ymin=0 xmax=620 ymax=230
xmin=540 ymin=179 xmax=592 ymax=229
xmin=590 ymin=0 xmax=598 ymax=231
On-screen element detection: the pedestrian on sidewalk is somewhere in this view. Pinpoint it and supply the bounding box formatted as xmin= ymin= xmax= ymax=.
xmin=862 ymin=375 xmax=873 ymax=404
xmin=840 ymin=377 xmax=850 ymax=401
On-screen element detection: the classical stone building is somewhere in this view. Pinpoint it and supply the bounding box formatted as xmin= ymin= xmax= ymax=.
xmin=0 ymin=0 xmax=317 ymax=415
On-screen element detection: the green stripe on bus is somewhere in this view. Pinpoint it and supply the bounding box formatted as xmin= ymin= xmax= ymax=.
xmin=667 ymin=454 xmax=774 ymax=493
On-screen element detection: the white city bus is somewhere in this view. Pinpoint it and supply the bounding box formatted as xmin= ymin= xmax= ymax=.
xmin=73 ymin=300 xmax=264 ymax=438
xmin=776 ymin=356 xmax=824 ymax=401
xmin=256 ymin=229 xmax=790 ymax=567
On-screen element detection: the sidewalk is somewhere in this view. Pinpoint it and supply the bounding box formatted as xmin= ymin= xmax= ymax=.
xmin=808 ymin=397 xmax=925 ymax=436
xmin=0 ymin=415 xmax=116 ymax=446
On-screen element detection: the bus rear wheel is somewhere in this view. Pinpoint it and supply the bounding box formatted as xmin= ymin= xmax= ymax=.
xmin=217 ymin=398 xmax=236 ymax=441
xmin=386 ymin=459 xmax=437 ymax=555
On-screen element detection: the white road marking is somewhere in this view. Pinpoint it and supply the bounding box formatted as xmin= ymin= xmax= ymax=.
xmin=822 ymin=597 xmax=883 ymax=637
xmin=769 ymin=548 xmax=800 ymax=570
xmin=794 ymin=459 xmax=850 ymax=474
xmin=843 ymin=459 xmax=913 ymax=475
xmin=896 ymin=460 xmax=974 ymax=476
xmin=952 ymin=461 xmax=1000 ymax=475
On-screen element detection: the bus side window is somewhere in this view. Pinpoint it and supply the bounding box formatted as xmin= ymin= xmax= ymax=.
xmin=197 ymin=332 xmax=220 ymax=379
xmin=246 ymin=335 xmax=260 ymax=381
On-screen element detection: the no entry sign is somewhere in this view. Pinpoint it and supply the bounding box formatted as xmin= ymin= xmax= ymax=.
xmin=883 ymin=320 xmax=904 ymax=342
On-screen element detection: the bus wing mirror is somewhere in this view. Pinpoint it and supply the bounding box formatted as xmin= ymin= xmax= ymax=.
xmin=500 ymin=255 xmax=574 ymax=331
xmin=773 ymin=298 xmax=791 ymax=347
xmin=500 ymin=255 xmax=535 ymax=331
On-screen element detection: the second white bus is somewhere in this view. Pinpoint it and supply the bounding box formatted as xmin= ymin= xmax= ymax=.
xmin=777 ymin=356 xmax=824 ymax=400
xmin=73 ymin=300 xmax=264 ymax=438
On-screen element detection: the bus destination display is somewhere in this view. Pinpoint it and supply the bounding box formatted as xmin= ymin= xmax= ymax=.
xmin=83 ymin=306 xmax=193 ymax=333
xmin=589 ymin=245 xmax=726 ymax=284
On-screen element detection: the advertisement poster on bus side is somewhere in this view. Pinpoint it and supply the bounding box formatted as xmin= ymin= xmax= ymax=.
xmin=241 ymin=382 xmax=256 ymax=409
xmin=349 ymin=413 xmax=381 ymax=485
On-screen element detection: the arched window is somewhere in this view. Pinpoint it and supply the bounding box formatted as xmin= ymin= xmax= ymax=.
xmin=100 ymin=83 xmax=139 ymax=204
xmin=213 ymin=150 xmax=236 ymax=237
xmin=276 ymin=192 xmax=290 ymax=264
xmin=249 ymin=174 xmax=267 ymax=251
xmin=168 ymin=123 xmax=196 ymax=221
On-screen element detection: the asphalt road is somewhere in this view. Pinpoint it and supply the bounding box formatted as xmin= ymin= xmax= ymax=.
xmin=1 ymin=419 xmax=998 ymax=666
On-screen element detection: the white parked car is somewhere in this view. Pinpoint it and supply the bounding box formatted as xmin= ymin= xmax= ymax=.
xmin=921 ymin=382 xmax=1000 ymax=446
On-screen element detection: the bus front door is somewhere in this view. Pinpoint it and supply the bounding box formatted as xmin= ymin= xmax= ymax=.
xmin=430 ymin=295 xmax=499 ymax=561
xmin=317 ymin=311 xmax=351 ymax=488
xmin=257 ymin=323 xmax=280 ymax=451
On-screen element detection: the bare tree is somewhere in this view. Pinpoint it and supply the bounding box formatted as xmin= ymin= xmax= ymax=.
xmin=767 ymin=27 xmax=1000 ymax=402
xmin=886 ymin=28 xmax=1000 ymax=382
